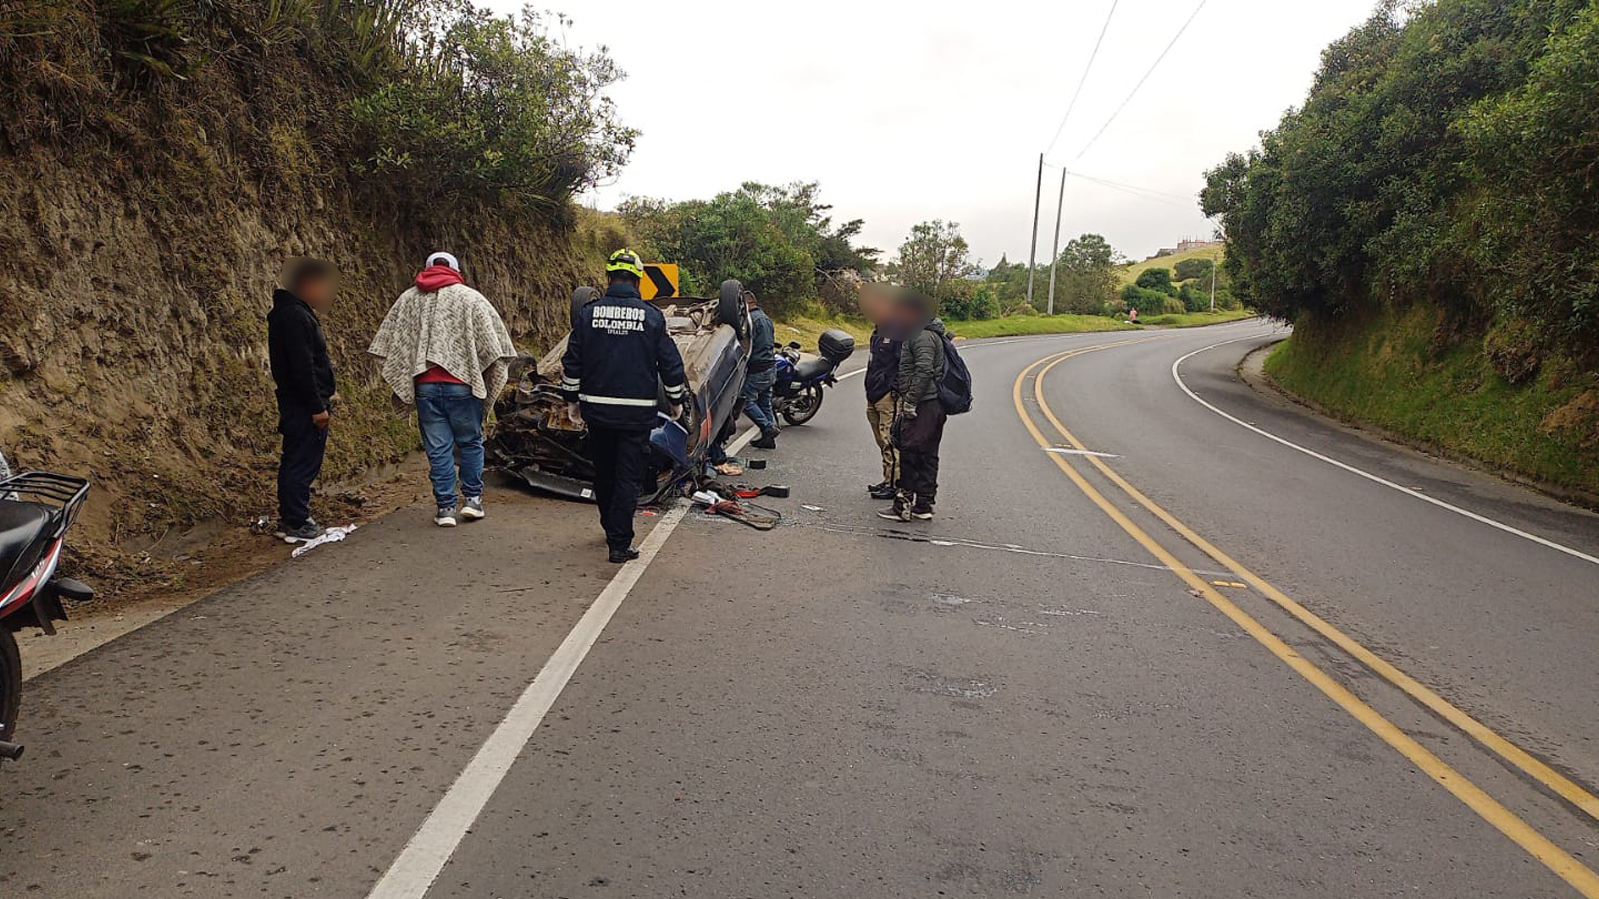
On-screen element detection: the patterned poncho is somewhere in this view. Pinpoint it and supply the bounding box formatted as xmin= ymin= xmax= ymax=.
xmin=367 ymin=282 xmax=518 ymax=406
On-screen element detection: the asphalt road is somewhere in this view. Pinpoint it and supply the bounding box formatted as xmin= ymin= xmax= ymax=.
xmin=5 ymin=319 xmax=1599 ymax=898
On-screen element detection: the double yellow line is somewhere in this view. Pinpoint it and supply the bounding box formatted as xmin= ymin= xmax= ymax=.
xmin=1014 ymin=343 xmax=1599 ymax=897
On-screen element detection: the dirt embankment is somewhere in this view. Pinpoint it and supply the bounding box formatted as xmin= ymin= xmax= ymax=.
xmin=0 ymin=19 xmax=591 ymax=605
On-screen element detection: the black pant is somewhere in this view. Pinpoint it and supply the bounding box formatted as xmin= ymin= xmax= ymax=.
xmin=588 ymin=426 xmax=649 ymax=551
xmin=277 ymin=406 xmax=327 ymax=526
xmin=895 ymin=399 xmax=947 ymax=507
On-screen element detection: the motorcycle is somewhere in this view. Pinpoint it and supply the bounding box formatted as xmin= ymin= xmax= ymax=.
xmin=0 ymin=454 xmax=93 ymax=763
xmin=771 ymin=328 xmax=856 ymax=426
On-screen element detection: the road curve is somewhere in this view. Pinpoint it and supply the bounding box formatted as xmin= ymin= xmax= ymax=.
xmin=3 ymin=319 xmax=1597 ymax=898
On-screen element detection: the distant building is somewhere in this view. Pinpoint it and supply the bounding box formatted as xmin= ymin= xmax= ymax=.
xmin=1176 ymin=237 xmax=1223 ymax=253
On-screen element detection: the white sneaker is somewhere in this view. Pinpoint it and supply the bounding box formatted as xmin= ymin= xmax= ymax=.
xmin=459 ymin=497 xmax=485 ymax=521
xmin=434 ymin=505 xmax=458 ymax=527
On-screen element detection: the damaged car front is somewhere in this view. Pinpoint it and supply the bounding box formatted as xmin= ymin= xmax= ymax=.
xmin=491 ymin=280 xmax=752 ymax=501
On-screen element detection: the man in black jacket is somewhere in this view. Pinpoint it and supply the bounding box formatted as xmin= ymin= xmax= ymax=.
xmin=880 ymin=314 xmax=948 ymax=523
xmin=562 ymin=250 xmax=688 ymax=563
xmin=743 ymin=291 xmax=780 ymax=449
xmin=268 ymin=258 xmax=338 ymax=542
xmin=863 ymin=328 xmax=901 ymax=499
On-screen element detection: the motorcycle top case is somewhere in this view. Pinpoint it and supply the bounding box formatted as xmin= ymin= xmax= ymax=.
xmin=817 ymin=329 xmax=856 ymax=365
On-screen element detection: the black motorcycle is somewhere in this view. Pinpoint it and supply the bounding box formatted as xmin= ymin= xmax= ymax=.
xmin=771 ymin=328 xmax=855 ymax=426
xmin=0 ymin=457 xmax=92 ymax=763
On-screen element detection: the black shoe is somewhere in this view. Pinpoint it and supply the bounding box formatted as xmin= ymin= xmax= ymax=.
xmin=868 ymin=484 xmax=897 ymax=500
xmin=275 ymin=519 xmax=325 ymax=542
xmin=608 ymin=547 xmax=641 ymax=564
xmin=751 ymin=426 xmax=779 ymax=449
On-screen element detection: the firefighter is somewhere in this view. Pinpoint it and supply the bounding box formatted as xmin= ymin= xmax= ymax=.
xmin=562 ymin=249 xmax=689 ymax=563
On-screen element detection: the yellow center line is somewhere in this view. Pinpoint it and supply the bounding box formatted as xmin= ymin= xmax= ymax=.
xmin=1029 ymin=350 xmax=1599 ymax=824
xmin=1012 ymin=348 xmax=1599 ymax=898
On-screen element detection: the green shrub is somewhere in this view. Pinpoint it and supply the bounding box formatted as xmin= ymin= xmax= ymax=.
xmin=1135 ymin=267 xmax=1176 ymax=296
xmin=351 ymin=6 xmax=634 ymax=209
xmin=1173 ymin=257 xmax=1215 ymax=282
xmin=1120 ymin=284 xmax=1170 ymax=315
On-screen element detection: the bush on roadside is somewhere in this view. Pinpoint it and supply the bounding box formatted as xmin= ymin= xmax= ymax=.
xmin=937 ymin=279 xmax=998 ymax=321
xmin=1120 ymin=284 xmax=1171 ymax=315
xmin=1173 ymin=257 xmax=1215 ymax=282
xmin=1135 ymin=267 xmax=1177 ymax=296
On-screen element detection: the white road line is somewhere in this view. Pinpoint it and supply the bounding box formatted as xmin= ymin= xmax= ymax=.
xmin=1044 ymin=447 xmax=1120 ymax=459
xmin=366 ymin=427 xmax=758 ymax=899
xmin=1172 ymin=339 xmax=1599 ymax=568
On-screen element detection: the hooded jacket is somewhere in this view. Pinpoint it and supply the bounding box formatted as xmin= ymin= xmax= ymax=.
xmin=896 ymin=318 xmax=948 ymax=406
xmin=864 ymin=330 xmax=902 ymax=402
xmin=268 ymin=288 xmax=335 ymax=414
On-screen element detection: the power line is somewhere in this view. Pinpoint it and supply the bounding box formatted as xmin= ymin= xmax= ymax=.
xmin=1071 ymin=0 xmax=1208 ymax=163
xmin=1068 ymin=171 xmax=1194 ymax=203
xmin=1068 ymin=172 xmax=1194 ymax=208
xmin=1042 ymin=0 xmax=1119 ymax=158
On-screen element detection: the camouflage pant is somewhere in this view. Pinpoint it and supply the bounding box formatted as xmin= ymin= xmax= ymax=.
xmin=866 ymin=393 xmax=898 ymax=485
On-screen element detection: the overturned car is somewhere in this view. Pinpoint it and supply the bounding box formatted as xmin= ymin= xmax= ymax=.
xmin=490 ymin=280 xmax=752 ymax=501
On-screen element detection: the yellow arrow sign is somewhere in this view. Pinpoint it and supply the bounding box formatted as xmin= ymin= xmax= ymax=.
xmin=640 ymin=263 xmax=679 ymax=300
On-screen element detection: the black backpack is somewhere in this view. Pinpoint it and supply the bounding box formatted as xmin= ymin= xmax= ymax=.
xmin=936 ymin=332 xmax=973 ymax=415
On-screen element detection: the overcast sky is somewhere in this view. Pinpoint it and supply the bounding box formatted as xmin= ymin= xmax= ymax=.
xmin=491 ymin=0 xmax=1379 ymax=264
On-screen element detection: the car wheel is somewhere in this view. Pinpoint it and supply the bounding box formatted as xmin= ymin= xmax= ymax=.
xmin=571 ymin=286 xmax=601 ymax=328
xmin=717 ymin=279 xmax=749 ymax=338
xmin=782 ymin=384 xmax=824 ymax=426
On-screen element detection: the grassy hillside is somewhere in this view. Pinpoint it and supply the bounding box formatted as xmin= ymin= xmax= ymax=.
xmin=1119 ymin=246 xmax=1225 ymax=287
xmin=0 ymin=2 xmax=609 ymax=596
xmin=1266 ymin=306 xmax=1599 ymax=497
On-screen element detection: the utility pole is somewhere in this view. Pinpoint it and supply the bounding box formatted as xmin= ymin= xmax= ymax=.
xmin=1209 ymin=253 xmax=1217 ymax=312
xmin=1045 ymin=167 xmax=1067 ymax=315
xmin=1025 ymin=153 xmax=1043 ymax=308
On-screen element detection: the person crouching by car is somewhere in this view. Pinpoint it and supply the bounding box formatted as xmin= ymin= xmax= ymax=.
xmin=268 ymin=257 xmax=339 ymax=543
xmin=743 ymin=291 xmax=780 ymax=449
xmin=880 ymin=307 xmax=949 ymax=523
xmin=368 ymin=252 xmax=517 ymax=528
xmin=563 ymin=249 xmax=689 ymax=563
xmin=864 ymin=327 xmax=902 ymax=499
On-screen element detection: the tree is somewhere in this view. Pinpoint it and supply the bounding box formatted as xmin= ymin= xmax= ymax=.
xmin=619 ymin=181 xmax=878 ymax=314
xmin=1050 ymin=233 xmax=1123 ymax=314
xmin=1200 ymin=0 xmax=1599 ymax=357
xmin=1173 ymin=257 xmax=1214 ymax=282
xmin=351 ymin=6 xmax=635 ymax=209
xmin=895 ymin=220 xmax=977 ymax=303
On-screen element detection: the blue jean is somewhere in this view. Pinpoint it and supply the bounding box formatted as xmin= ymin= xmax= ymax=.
xmin=416 ymin=382 xmax=484 ymax=507
xmin=742 ymin=368 xmax=776 ymax=431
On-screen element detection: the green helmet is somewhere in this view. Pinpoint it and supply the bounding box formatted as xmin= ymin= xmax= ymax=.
xmin=606 ymin=248 xmax=645 ymax=279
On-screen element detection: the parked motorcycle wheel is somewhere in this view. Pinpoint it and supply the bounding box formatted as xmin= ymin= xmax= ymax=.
xmin=782 ymin=384 xmax=824 ymax=426
xmin=0 ymin=629 xmax=19 ymax=754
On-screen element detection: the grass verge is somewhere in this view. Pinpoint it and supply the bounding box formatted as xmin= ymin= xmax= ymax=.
xmin=1266 ymin=306 xmax=1599 ymax=496
xmin=1141 ymin=310 xmax=1253 ymax=328
xmin=773 ymin=309 xmax=1253 ymax=346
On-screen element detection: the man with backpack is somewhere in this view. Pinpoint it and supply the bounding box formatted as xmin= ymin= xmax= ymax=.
xmin=880 ymin=315 xmax=955 ymax=522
